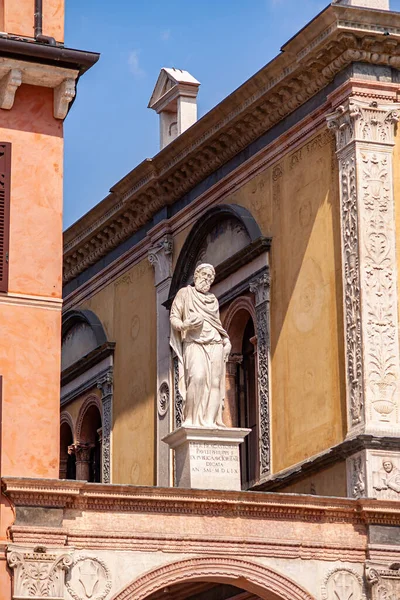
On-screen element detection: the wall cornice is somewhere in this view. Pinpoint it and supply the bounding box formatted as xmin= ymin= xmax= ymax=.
xmin=3 ymin=477 xmax=400 ymax=525
xmin=63 ymin=4 xmax=400 ymax=285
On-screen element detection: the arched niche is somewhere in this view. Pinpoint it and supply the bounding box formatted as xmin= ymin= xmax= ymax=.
xmin=168 ymin=204 xmax=267 ymax=304
xmin=61 ymin=309 xmax=109 ymax=372
xmin=60 ymin=412 xmax=75 ymax=480
xmin=111 ymin=556 xmax=316 ymax=600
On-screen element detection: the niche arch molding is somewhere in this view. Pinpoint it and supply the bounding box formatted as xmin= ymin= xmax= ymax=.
xmin=168 ymin=204 xmax=266 ymax=303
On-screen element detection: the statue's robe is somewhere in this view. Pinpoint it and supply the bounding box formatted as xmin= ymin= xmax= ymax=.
xmin=170 ymin=285 xmax=229 ymax=426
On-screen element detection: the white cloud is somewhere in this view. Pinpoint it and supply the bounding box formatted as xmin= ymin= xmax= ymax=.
xmin=128 ymin=50 xmax=145 ymax=78
xmin=161 ymin=29 xmax=171 ymax=41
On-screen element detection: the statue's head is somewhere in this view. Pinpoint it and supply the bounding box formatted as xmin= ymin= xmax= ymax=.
xmin=383 ymin=459 xmax=394 ymax=473
xmin=194 ymin=263 xmax=215 ymax=293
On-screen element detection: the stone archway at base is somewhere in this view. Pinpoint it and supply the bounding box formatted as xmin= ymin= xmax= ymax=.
xmin=111 ymin=556 xmax=316 ymax=600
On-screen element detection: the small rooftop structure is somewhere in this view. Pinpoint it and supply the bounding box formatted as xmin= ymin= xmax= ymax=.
xmin=148 ymin=67 xmax=200 ymax=150
xmin=333 ymin=0 xmax=389 ymax=8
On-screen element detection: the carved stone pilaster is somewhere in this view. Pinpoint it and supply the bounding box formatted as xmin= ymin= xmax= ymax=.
xmin=327 ymin=99 xmax=400 ymax=437
xmin=148 ymin=234 xmax=173 ymax=286
xmin=149 ymin=233 xmax=174 ymax=486
xmin=7 ymin=545 xmax=73 ymax=600
xmin=250 ymin=270 xmax=271 ymax=478
xmin=366 ymin=562 xmax=400 ymax=600
xmin=97 ymin=372 xmax=113 ymax=484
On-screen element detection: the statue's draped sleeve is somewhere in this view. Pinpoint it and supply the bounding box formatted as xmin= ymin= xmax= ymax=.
xmin=170 ymin=288 xmax=187 ymax=401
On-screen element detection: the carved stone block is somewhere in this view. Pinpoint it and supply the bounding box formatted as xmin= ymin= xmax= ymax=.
xmin=7 ymin=545 xmax=73 ymax=600
xmin=347 ymin=449 xmax=400 ymax=499
xmin=66 ymin=555 xmax=112 ymax=600
xmin=322 ymin=568 xmax=365 ymax=600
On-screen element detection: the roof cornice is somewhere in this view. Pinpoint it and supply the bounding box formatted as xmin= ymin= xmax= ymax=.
xmin=63 ymin=3 xmax=400 ymax=285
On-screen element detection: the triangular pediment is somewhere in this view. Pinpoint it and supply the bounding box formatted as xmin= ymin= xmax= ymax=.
xmin=148 ymin=68 xmax=200 ymax=110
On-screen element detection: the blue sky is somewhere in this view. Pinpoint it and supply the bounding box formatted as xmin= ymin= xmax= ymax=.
xmin=63 ymin=0 xmax=400 ymax=229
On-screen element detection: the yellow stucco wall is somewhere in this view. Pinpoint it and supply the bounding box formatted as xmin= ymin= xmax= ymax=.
xmin=224 ymin=129 xmax=346 ymax=473
xmin=79 ymin=258 xmax=156 ymax=485
xmin=278 ymin=461 xmax=347 ymax=497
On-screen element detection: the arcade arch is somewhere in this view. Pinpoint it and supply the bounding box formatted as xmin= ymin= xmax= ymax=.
xmin=111 ymin=557 xmax=315 ymax=600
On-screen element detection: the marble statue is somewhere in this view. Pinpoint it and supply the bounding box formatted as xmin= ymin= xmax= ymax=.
xmin=170 ymin=263 xmax=231 ymax=427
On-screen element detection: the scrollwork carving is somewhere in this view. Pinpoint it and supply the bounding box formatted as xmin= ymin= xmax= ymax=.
xmin=250 ymin=271 xmax=271 ymax=477
xmin=97 ymin=372 xmax=113 ymax=484
xmin=158 ymin=382 xmax=170 ymax=417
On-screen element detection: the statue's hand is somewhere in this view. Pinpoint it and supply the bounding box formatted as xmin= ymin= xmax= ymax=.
xmin=183 ymin=316 xmax=203 ymax=331
xmin=223 ymin=342 xmax=232 ymax=362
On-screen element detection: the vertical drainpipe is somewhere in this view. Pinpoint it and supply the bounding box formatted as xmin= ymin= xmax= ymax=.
xmin=34 ymin=0 xmax=56 ymax=45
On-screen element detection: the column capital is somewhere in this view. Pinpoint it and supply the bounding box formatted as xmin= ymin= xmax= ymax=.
xmin=249 ymin=271 xmax=270 ymax=307
xmin=148 ymin=234 xmax=173 ymax=286
xmin=97 ymin=372 xmax=113 ymax=398
xmin=69 ymin=443 xmax=93 ymax=463
xmin=7 ymin=545 xmax=73 ymax=600
xmin=327 ymin=98 xmax=400 ymax=153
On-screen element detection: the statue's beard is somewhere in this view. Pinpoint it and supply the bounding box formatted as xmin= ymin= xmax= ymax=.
xmin=195 ymin=280 xmax=211 ymax=293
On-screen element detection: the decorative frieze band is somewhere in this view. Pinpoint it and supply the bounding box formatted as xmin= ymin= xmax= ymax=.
xmin=327 ymin=99 xmax=400 ymax=436
xmin=250 ymin=270 xmax=271 ymax=477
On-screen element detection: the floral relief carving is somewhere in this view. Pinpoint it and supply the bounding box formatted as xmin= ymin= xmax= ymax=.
xmin=148 ymin=234 xmax=173 ymax=286
xmin=66 ymin=556 xmax=112 ymax=600
xmin=173 ymin=356 xmax=184 ymax=428
xmin=250 ymin=271 xmax=271 ymax=477
xmin=360 ymin=152 xmax=400 ymax=422
xmin=7 ymin=545 xmax=73 ymax=599
xmin=340 ymin=155 xmax=364 ymax=427
xmin=327 ymin=99 xmax=400 ymax=431
xmin=97 ymin=372 xmax=113 ymax=484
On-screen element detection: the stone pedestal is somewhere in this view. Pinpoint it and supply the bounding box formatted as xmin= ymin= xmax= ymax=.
xmin=163 ymin=426 xmax=251 ymax=491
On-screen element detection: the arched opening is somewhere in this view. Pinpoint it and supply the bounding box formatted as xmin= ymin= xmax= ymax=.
xmin=77 ymin=402 xmax=102 ymax=483
xmin=111 ymin=557 xmax=316 ymax=600
xmin=59 ymin=419 xmax=76 ymax=480
xmin=146 ymin=582 xmax=258 ymax=599
xmin=240 ymin=317 xmax=257 ymax=486
xmin=223 ymin=298 xmax=258 ymax=488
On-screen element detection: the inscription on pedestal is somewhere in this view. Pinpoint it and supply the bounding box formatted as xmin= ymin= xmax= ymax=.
xmin=191 ymin=443 xmax=239 ymax=477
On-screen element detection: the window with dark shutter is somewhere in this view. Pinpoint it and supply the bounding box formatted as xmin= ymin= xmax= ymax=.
xmin=0 ymin=143 xmax=11 ymax=293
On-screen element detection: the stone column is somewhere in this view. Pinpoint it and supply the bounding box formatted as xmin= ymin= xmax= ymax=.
xmin=250 ymin=270 xmax=271 ymax=480
xmin=69 ymin=443 xmax=93 ymax=481
xmin=97 ymin=372 xmax=113 ymax=483
xmin=148 ymin=233 xmax=173 ymax=486
xmin=225 ymin=354 xmax=243 ymax=427
xmin=327 ymin=98 xmax=400 ymax=497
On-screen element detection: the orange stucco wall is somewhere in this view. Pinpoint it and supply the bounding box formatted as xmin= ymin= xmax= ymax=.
xmin=0 ymin=85 xmax=64 ymax=545
xmin=6 ymin=86 xmax=63 ymax=298
xmin=3 ymin=0 xmax=64 ymax=42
